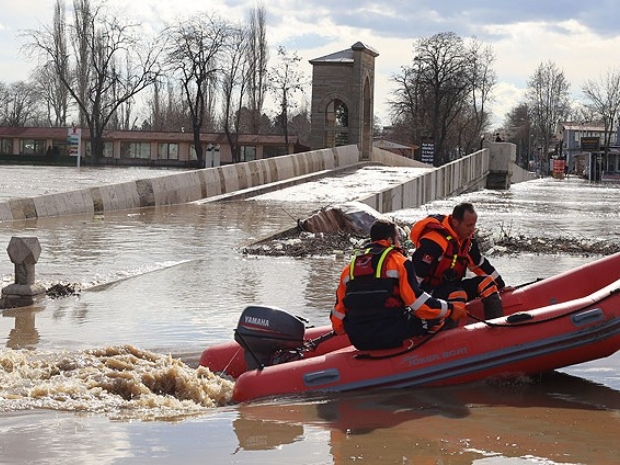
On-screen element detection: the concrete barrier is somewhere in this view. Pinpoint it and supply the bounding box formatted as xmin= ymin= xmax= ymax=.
xmin=484 ymin=140 xmax=537 ymax=188
xmin=360 ymin=148 xmax=490 ymax=213
xmin=0 ymin=145 xmax=361 ymax=222
xmin=0 ymin=142 xmax=533 ymax=222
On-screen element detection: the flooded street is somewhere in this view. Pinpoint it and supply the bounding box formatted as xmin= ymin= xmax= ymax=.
xmin=1 ymin=165 xmax=620 ymax=463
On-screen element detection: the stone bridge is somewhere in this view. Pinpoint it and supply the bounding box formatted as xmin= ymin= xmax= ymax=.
xmin=0 ymin=142 xmax=534 ymax=222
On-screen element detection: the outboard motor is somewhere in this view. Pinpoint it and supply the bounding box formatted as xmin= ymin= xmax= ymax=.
xmin=234 ymin=305 xmax=306 ymax=370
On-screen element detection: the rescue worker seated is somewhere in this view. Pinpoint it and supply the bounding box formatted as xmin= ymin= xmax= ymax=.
xmin=331 ymin=218 xmax=467 ymax=351
xmin=410 ymin=202 xmax=506 ymax=320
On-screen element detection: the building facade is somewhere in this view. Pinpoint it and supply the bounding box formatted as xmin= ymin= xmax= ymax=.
xmin=0 ymin=126 xmax=306 ymax=168
xmin=557 ymin=122 xmax=620 ymax=181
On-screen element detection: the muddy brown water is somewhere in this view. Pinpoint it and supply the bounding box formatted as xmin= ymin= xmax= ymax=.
xmin=1 ymin=165 xmax=620 ymax=464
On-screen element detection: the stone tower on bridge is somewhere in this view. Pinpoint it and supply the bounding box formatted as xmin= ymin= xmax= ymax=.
xmin=309 ymin=42 xmax=379 ymax=160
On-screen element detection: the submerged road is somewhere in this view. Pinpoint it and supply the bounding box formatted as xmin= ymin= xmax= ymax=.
xmin=1 ymin=164 xmax=620 ymax=464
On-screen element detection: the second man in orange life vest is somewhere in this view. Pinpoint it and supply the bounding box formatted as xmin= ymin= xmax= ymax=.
xmin=331 ymin=218 xmax=467 ymax=351
xmin=410 ymin=202 xmax=506 ymax=320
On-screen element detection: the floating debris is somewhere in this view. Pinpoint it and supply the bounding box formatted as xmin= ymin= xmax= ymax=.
xmin=243 ymin=228 xmax=620 ymax=258
xmin=46 ymin=282 xmax=82 ymax=298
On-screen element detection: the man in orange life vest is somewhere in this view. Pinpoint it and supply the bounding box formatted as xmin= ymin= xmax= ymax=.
xmin=331 ymin=218 xmax=467 ymax=350
xmin=410 ymin=202 xmax=506 ymax=321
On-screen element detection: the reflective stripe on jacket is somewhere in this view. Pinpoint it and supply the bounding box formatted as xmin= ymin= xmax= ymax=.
xmin=331 ymin=239 xmax=451 ymax=335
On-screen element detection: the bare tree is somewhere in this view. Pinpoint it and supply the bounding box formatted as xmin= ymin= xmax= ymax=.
xmin=526 ymin=60 xmax=571 ymax=174
xmin=582 ymin=68 xmax=620 ymax=163
xmin=246 ymin=4 xmax=268 ymax=134
xmin=389 ymin=65 xmax=426 ymax=146
xmin=503 ymin=102 xmax=532 ymax=168
xmin=31 ymin=0 xmax=70 ymax=127
xmin=165 ymin=13 xmax=229 ymax=164
xmin=459 ymin=38 xmax=496 ymax=153
xmin=0 ymin=82 xmax=7 ymax=125
xmin=269 ymin=46 xmax=305 ymax=154
xmin=288 ymin=106 xmax=311 ymax=148
xmin=389 ymin=32 xmax=494 ymax=165
xmin=221 ymin=24 xmax=249 ymax=163
xmin=25 ymin=1 xmax=162 ymax=163
xmin=32 ymin=62 xmax=69 ymax=127
xmin=0 ymin=81 xmax=41 ymax=126
xmin=566 ymin=101 xmax=599 ymax=124
xmin=147 ymin=77 xmax=190 ymax=132
xmin=73 ymin=0 xmax=92 ymax=128
xmin=108 ymin=56 xmax=140 ymax=130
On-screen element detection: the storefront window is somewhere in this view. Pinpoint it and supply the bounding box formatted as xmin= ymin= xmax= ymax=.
xmin=0 ymin=138 xmax=13 ymax=154
xmin=263 ymin=146 xmax=288 ymax=158
xmin=20 ymin=139 xmax=46 ymax=155
xmin=84 ymin=141 xmax=114 ymax=158
xmin=158 ymin=143 xmax=179 ymax=160
xmin=120 ymin=142 xmax=151 ymax=159
xmin=241 ymin=145 xmax=256 ymax=162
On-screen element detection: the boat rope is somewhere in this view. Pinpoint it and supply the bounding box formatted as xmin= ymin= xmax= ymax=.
xmin=303 ymin=331 xmax=336 ymax=351
xmin=512 ymin=277 xmax=544 ymax=289
xmin=353 ymin=286 xmax=620 ymax=361
xmin=354 ymin=331 xmax=439 ymax=360
xmin=470 ymin=286 xmax=620 ymax=328
xmin=220 ymin=346 xmax=243 ymax=375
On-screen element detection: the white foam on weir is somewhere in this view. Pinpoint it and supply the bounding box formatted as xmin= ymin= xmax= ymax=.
xmin=254 ymin=166 xmax=432 ymax=204
xmin=0 ymin=345 xmax=235 ymax=419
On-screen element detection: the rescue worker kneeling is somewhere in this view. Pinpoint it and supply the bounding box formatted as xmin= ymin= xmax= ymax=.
xmin=331 ymin=218 xmax=467 ymax=351
xmin=409 ymin=202 xmax=507 ymax=321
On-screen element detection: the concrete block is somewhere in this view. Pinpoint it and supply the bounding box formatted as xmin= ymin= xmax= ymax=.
xmin=274 ymin=157 xmax=294 ymax=180
xmin=401 ymin=180 xmax=416 ymax=209
xmin=32 ymin=196 xmax=49 ymax=218
xmin=0 ymin=202 xmax=12 ymax=221
xmin=135 ymin=179 xmax=155 ymax=208
xmin=79 ymin=190 xmax=95 ymax=215
xmin=236 ymin=164 xmax=251 ymax=191
xmin=181 ymin=172 xmax=204 ymax=203
xmin=202 ymin=169 xmax=222 ymax=197
xmin=249 ymin=160 xmax=267 ymax=186
xmin=9 ymin=199 xmax=27 ymax=220
xmin=218 ymin=165 xmax=240 ymax=194
xmin=150 ymin=176 xmax=172 ymax=205
xmin=65 ymin=190 xmax=86 ymax=214
xmin=54 ymin=192 xmax=72 ymax=215
xmin=99 ymin=185 xmax=121 ymax=211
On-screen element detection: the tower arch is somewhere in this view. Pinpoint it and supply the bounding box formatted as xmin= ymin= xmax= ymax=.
xmin=309 ymin=42 xmax=378 ymax=159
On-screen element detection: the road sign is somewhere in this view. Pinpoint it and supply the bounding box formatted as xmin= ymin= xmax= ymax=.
xmin=68 ymin=126 xmax=82 ymax=167
xmin=581 ymin=136 xmax=600 ymax=152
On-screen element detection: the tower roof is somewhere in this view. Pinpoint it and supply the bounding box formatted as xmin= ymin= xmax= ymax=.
xmin=309 ymin=48 xmax=354 ymax=65
xmin=309 ymin=42 xmax=379 ymax=65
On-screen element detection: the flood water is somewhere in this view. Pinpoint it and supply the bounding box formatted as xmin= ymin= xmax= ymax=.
xmin=1 ymin=165 xmax=620 ymax=464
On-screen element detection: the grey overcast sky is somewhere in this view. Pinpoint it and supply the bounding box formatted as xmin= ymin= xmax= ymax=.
xmin=2 ymin=0 xmax=619 ymax=127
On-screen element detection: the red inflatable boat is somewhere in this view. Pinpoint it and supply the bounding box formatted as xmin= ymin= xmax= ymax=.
xmin=200 ymin=252 xmax=620 ymax=402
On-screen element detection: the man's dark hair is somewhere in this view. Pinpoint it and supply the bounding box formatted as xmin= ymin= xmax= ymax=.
xmin=370 ymin=218 xmax=397 ymax=241
xmin=452 ymin=202 xmax=476 ymax=221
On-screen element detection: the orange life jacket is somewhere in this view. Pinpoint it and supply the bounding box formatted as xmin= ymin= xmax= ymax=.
xmin=410 ymin=214 xmax=471 ymax=289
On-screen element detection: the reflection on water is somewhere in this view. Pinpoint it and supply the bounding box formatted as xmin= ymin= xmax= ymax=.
xmin=2 ymin=170 xmax=620 ymax=463
xmin=233 ymin=372 xmax=620 ymax=464
xmin=3 ymin=306 xmax=43 ymax=349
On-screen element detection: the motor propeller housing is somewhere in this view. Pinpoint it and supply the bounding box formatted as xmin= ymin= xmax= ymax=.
xmin=234 ymin=305 xmax=306 ymax=370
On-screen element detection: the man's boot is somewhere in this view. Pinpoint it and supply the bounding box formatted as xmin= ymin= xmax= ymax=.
xmin=482 ymin=293 xmax=503 ymax=320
